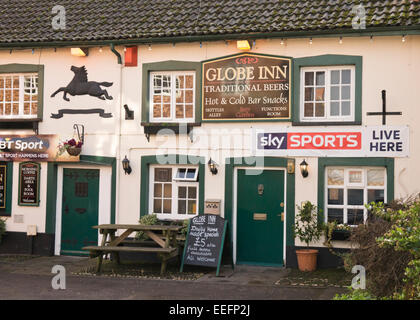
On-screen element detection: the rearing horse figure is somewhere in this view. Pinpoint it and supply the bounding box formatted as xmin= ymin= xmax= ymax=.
xmin=51 ymin=66 xmax=113 ymax=101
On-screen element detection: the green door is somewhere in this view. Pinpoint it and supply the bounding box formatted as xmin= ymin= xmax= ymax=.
xmin=237 ymin=169 xmax=285 ymax=266
xmin=61 ymin=168 xmax=100 ymax=256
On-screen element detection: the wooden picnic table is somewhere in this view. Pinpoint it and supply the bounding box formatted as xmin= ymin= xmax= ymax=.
xmin=82 ymin=224 xmax=183 ymax=274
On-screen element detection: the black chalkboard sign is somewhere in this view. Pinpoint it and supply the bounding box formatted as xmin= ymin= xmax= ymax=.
xmin=18 ymin=162 xmax=40 ymax=206
xmin=180 ymin=214 xmax=227 ymax=276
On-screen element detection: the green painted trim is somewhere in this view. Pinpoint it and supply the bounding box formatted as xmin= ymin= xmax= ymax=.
xmin=141 ymin=61 xmax=202 ymax=125
xmin=1 ymin=26 xmax=419 ymax=48
xmin=0 ymin=64 xmax=44 ymax=120
xmin=317 ymin=157 xmax=395 ymax=223
xmin=45 ymin=155 xmax=117 ymax=234
xmin=292 ymin=54 xmax=362 ymax=125
xmin=17 ymin=162 xmax=41 ymax=207
xmin=0 ymin=162 xmax=13 ymax=216
xmin=224 ymin=156 xmax=296 ymax=251
xmin=140 ymin=154 xmax=205 ymax=218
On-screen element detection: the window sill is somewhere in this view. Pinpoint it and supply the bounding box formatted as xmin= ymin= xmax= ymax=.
xmin=141 ymin=122 xmax=201 ymax=134
xmin=292 ymin=121 xmax=361 ymax=126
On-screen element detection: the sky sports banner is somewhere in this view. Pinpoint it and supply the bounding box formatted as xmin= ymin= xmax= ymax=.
xmin=254 ymin=126 xmax=409 ymax=157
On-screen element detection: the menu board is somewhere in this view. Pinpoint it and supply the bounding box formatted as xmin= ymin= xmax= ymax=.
xmin=202 ymin=53 xmax=291 ymax=121
xmin=18 ymin=162 xmax=40 ymax=206
xmin=0 ymin=165 xmax=6 ymax=209
xmin=180 ymin=214 xmax=227 ymax=275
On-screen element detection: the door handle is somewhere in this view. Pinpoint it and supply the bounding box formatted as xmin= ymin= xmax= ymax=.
xmin=277 ymin=212 xmax=284 ymax=221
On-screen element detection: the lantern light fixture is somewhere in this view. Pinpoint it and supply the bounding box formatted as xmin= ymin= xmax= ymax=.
xmin=309 ymin=37 xmax=313 ymax=45
xmin=122 ymin=155 xmax=132 ymax=175
xmin=300 ymin=159 xmax=309 ymax=178
xmin=237 ymin=40 xmax=251 ymax=51
xmin=71 ymin=47 xmax=89 ymax=57
xmin=402 ymin=35 xmax=406 ymax=43
xmin=339 ymin=36 xmax=343 ymax=44
xmin=208 ymin=158 xmax=218 ymax=175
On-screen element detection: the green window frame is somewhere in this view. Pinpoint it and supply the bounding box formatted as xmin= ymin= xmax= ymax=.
xmin=292 ymin=55 xmax=362 ymax=126
xmin=141 ymin=61 xmax=202 ymax=128
xmin=140 ymin=154 xmax=205 ymax=218
xmin=317 ymin=157 xmax=394 ymax=223
xmin=0 ymin=162 xmax=13 ymax=217
xmin=0 ymin=64 xmax=44 ymax=123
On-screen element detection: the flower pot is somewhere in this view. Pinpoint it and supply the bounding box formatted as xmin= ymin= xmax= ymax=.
xmin=66 ymin=146 xmax=81 ymax=156
xmin=296 ymin=249 xmax=318 ymax=272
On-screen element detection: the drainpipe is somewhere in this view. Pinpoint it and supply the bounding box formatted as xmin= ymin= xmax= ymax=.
xmin=110 ymin=43 xmax=123 ymax=225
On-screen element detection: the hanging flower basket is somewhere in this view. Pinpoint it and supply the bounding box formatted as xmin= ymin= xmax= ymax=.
xmin=66 ymin=146 xmax=82 ymax=156
xmin=56 ymin=138 xmax=83 ymax=159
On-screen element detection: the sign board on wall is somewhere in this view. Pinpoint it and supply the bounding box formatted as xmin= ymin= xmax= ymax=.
xmin=254 ymin=126 xmax=409 ymax=157
xmin=0 ymin=135 xmax=79 ymax=162
xmin=202 ymin=53 xmax=291 ymax=121
xmin=0 ymin=165 xmax=6 ymax=209
xmin=18 ymin=162 xmax=40 ymax=206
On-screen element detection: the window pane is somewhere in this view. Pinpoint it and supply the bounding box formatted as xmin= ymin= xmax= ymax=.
xmin=331 ymin=102 xmax=340 ymax=116
xmin=328 ymin=208 xmax=343 ymax=224
xmin=188 ymin=200 xmax=196 ymax=214
xmin=367 ymin=169 xmax=384 ymax=186
xmin=153 ymin=104 xmax=161 ymax=118
xmin=185 ymin=75 xmax=194 ymax=89
xmin=162 ymin=104 xmax=171 ymax=117
xmin=155 ymin=168 xmax=172 ymax=182
xmin=342 ymin=70 xmax=351 ymax=84
xmin=348 ymin=209 xmax=364 ymax=225
xmin=341 ymin=101 xmax=350 ymax=116
xmin=328 ymin=188 xmax=344 ymax=205
xmin=175 ymin=104 xmax=184 ymax=118
xmin=331 ymin=70 xmax=340 ymax=84
xmin=349 ymin=170 xmax=362 ymax=184
xmin=163 ymin=184 xmax=172 ymax=197
xmin=185 ymin=104 xmax=193 ymax=118
xmin=186 ymin=169 xmax=196 ymax=180
xmin=153 ymin=199 xmax=162 ymax=213
xmin=178 ymin=200 xmax=186 ymax=214
xmin=341 ymin=85 xmax=350 ymax=100
xmin=328 ymin=169 xmax=344 ymax=185
xmin=188 ymin=186 xmax=197 ymax=198
xmin=176 ymin=90 xmax=184 ymax=103
xmin=154 ymin=184 xmax=162 ymax=197
xmin=304 ymin=87 xmax=314 ymax=101
xmin=176 ymin=168 xmax=186 ymax=179
xmin=348 ymin=189 xmax=364 ymax=205
xmin=304 ymin=103 xmax=313 ymax=117
xmin=163 ymin=199 xmax=172 ymax=213
xmin=315 ymin=103 xmax=325 ymax=117
xmin=178 ymin=186 xmax=186 ymax=198
xmin=177 ymin=75 xmax=184 ymax=89
xmin=316 ymin=72 xmax=325 ymax=85
xmin=315 ymin=87 xmax=325 ymax=101
xmin=368 ymin=189 xmax=385 ymax=203
xmin=331 ymin=86 xmax=340 ymax=100
xmin=305 ymin=72 xmax=314 ymax=85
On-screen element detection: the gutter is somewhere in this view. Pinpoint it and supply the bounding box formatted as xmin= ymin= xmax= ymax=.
xmin=1 ymin=26 xmax=419 ymax=49
xmin=110 ymin=43 xmax=122 ymax=65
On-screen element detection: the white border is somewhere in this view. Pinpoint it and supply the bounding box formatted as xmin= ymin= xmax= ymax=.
xmin=54 ymin=164 xmax=112 ymax=256
xmin=233 ymin=166 xmax=287 ymax=265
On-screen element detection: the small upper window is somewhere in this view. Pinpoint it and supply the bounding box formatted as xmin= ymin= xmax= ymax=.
xmin=150 ymin=71 xmax=195 ymax=123
xmin=173 ymin=168 xmax=198 ymax=181
xmin=301 ymin=66 xmax=354 ymax=122
xmin=0 ymin=73 xmax=38 ymax=119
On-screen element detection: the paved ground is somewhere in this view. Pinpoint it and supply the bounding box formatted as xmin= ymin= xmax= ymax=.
xmin=0 ymin=255 xmax=347 ymax=300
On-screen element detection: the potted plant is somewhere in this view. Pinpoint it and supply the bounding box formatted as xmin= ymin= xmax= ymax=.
xmin=326 ymin=222 xmax=352 ymax=241
xmin=56 ymin=138 xmax=83 ymax=158
xmin=294 ymin=201 xmax=325 ymax=271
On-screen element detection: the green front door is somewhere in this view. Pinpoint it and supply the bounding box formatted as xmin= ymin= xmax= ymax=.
xmin=61 ymin=168 xmax=100 ymax=256
xmin=236 ymin=169 xmax=285 ymax=266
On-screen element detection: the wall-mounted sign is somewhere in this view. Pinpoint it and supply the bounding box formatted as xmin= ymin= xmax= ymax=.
xmin=0 ymin=165 xmax=6 ymax=209
xmin=0 ymin=135 xmax=79 ymax=162
xmin=18 ymin=162 xmax=40 ymax=206
xmin=202 ymin=53 xmax=291 ymax=121
xmin=254 ymin=126 xmax=409 ymax=157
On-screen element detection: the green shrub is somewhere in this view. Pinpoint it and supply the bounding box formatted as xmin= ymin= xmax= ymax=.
xmin=294 ymin=201 xmax=325 ymax=247
xmin=135 ymin=214 xmax=159 ymax=240
xmin=0 ymin=218 xmax=6 ymax=244
xmin=334 ymin=287 xmax=377 ymax=300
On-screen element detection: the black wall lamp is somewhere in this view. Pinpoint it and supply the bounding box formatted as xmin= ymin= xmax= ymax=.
xmin=124 ymin=104 xmax=134 ymax=120
xmin=122 ymin=155 xmax=132 ymax=175
xmin=208 ymin=158 xmax=218 ymax=175
xmin=300 ymin=159 xmax=309 ymax=178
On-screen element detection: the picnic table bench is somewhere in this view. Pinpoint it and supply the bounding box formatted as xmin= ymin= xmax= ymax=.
xmin=82 ymin=224 xmax=183 ymax=274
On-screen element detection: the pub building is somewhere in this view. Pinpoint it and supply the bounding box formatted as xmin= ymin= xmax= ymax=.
xmin=0 ymin=0 xmax=418 ymax=268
